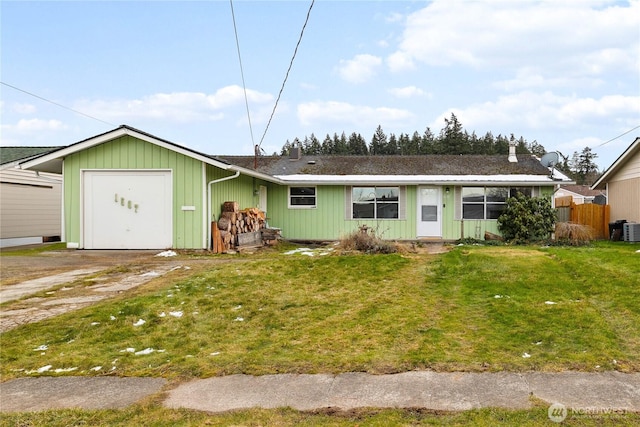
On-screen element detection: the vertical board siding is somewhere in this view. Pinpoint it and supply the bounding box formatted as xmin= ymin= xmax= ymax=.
xmin=206 ymin=166 xmax=262 ymax=221
xmin=65 ymin=135 xmax=205 ymax=248
xmin=609 ymin=178 xmax=640 ymax=222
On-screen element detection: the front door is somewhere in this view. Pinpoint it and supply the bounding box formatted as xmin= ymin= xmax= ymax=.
xmin=417 ymin=186 xmax=442 ymax=237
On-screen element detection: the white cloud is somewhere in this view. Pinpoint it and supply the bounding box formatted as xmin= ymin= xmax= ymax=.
xmin=388 ymin=86 xmax=430 ymax=99
xmin=391 ymin=0 xmax=639 ymax=76
xmin=74 ymin=86 xmax=273 ymax=123
xmin=297 ymin=101 xmax=413 ymax=127
xmin=431 ymin=92 xmax=640 ymax=132
xmin=336 ymin=54 xmax=383 ymax=83
xmin=12 ymin=103 xmax=37 ymax=114
xmin=13 ymin=118 xmax=68 ymax=132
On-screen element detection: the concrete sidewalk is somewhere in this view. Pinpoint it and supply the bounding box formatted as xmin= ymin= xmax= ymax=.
xmin=1 ymin=371 xmax=638 ymax=413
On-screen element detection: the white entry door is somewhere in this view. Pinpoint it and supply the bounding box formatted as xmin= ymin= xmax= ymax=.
xmin=83 ymin=170 xmax=173 ymax=249
xmin=417 ymin=186 xmax=442 ymax=237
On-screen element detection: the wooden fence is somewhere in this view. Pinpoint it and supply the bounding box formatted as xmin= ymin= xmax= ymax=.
xmin=555 ymin=196 xmax=610 ymax=239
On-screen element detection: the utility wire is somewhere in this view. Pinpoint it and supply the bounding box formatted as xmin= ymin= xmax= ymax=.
xmin=229 ymin=0 xmax=256 ymax=150
xmin=596 ymin=124 xmax=640 ymax=147
xmin=258 ymin=0 xmax=315 ymax=149
xmin=0 ymin=81 xmax=116 ymax=127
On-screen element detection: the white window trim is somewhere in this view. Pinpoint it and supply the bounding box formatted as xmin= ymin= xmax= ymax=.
xmin=456 ymin=186 xmax=540 ymax=221
xmin=288 ymin=185 xmax=317 ymax=209
xmin=345 ymin=186 xmax=406 ymax=220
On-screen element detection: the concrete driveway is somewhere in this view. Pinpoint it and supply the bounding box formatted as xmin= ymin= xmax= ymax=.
xmin=0 ymin=246 xmax=207 ymax=332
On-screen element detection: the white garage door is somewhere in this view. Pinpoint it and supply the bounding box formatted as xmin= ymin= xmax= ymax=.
xmin=83 ymin=170 xmax=173 ymax=249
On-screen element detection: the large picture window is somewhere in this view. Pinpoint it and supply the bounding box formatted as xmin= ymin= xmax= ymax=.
xmin=462 ymin=187 xmax=526 ymax=219
xmin=289 ymin=186 xmax=316 ymax=208
xmin=352 ymin=187 xmax=399 ymax=219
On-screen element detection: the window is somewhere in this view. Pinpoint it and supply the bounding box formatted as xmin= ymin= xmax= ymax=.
xmin=289 ymin=186 xmax=316 ymax=208
xmin=352 ymin=187 xmax=399 ymax=219
xmin=462 ymin=187 xmax=512 ymax=219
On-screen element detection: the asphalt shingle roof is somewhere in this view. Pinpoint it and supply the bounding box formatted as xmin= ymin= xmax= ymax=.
xmin=0 ymin=147 xmax=62 ymax=165
xmin=216 ymin=154 xmax=550 ymax=176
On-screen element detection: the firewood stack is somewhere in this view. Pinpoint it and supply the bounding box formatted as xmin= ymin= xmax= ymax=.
xmin=211 ymin=201 xmax=279 ymax=253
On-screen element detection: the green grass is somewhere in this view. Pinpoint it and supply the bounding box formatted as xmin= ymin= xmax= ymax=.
xmin=1 ymin=242 xmax=639 ymax=424
xmin=2 ymin=405 xmax=639 ymax=426
xmin=1 ymin=242 xmax=638 ymax=380
xmin=0 ymin=242 xmax=66 ymax=256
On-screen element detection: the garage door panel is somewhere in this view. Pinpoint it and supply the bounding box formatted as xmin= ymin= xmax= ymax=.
xmin=83 ymin=171 xmax=172 ymax=249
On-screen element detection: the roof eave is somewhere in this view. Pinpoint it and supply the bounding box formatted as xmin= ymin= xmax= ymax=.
xmin=274 ymin=174 xmax=572 ymax=186
xmin=19 ymin=125 xmax=234 ymax=174
xmin=592 ymin=137 xmax=640 ymax=190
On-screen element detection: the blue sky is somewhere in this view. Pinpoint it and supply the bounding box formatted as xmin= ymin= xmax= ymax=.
xmin=1 ymin=0 xmax=638 ymax=170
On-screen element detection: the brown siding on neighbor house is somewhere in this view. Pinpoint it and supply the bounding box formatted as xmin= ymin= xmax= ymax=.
xmin=608 ymin=177 xmax=640 ymax=223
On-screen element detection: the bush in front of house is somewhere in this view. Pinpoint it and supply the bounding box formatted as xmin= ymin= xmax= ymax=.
xmin=497 ymin=193 xmax=556 ymax=244
xmin=340 ymin=226 xmax=398 ymax=254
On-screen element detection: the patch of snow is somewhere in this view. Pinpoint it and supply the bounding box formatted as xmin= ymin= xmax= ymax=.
xmin=233 ymin=305 xmax=242 ymax=310
xmin=234 ymin=317 xmax=244 ymax=322
xmin=545 ymin=301 xmax=557 ymax=305
xmin=210 ymin=352 xmax=221 ymax=356
xmin=284 ymin=248 xmax=312 ymax=255
xmin=135 ymin=348 xmax=155 ymax=355
xmin=46 ymin=291 xmax=55 ymax=295
xmin=91 ymin=322 xmax=100 ymax=326
xmin=535 ymin=341 xmax=542 ymax=346
xmin=33 ymin=345 xmax=48 ymax=351
xmin=54 ymin=367 xmax=78 ymax=373
xmin=522 ymin=353 xmax=531 ymax=358
xmin=141 ymin=271 xmax=160 ymax=277
xmin=636 ymin=250 xmax=640 ymax=253
xmin=156 ymin=250 xmax=177 ymax=257
xmin=38 ymin=365 xmax=52 ymax=373
xmin=61 ymin=287 xmax=72 ymax=291
xmin=120 ymin=348 xmax=136 ymax=353
xmin=133 ymin=319 xmax=146 ymax=326
xmin=169 ymin=311 xmax=183 ymax=318
xmin=157 ymin=349 xmax=166 ymax=353
xmin=159 ymin=312 xmax=166 ymax=317
xmin=166 ymin=294 xmax=174 ymax=298
xmin=90 ymin=366 xmax=102 ymax=371
xmin=110 ymin=315 xmax=116 ymax=321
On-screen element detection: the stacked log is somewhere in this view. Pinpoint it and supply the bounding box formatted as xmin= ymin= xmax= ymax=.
xmin=215 ymin=202 xmax=271 ymax=252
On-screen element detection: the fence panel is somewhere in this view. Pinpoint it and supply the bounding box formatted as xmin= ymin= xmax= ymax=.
xmin=568 ymin=203 xmax=610 ymax=239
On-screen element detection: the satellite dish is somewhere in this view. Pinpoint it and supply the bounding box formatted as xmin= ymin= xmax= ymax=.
xmin=540 ymin=152 xmax=560 ymax=168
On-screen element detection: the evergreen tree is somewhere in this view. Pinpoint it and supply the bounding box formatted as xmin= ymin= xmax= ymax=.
xmin=420 ymin=128 xmax=436 ymax=154
xmin=347 ymin=132 xmax=368 ymax=155
xmin=370 ymin=125 xmax=387 ymax=155
xmin=321 ymin=134 xmax=334 ymax=154
xmin=387 ymin=133 xmax=399 ymax=155
xmin=571 ymin=147 xmax=599 ymax=185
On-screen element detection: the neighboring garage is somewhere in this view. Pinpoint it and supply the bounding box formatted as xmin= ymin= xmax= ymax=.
xmin=82 ymin=170 xmax=173 ymax=249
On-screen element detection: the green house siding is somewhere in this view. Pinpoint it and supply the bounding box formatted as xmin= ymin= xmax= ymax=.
xmin=64 ymin=135 xmax=205 ymax=249
xmin=205 ymin=166 xmax=266 ymax=221
xmin=266 ymin=184 xmax=556 ymax=241
xmin=266 ymin=185 xmax=417 ymax=240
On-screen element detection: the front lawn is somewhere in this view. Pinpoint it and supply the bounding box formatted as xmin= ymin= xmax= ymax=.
xmin=2 ymin=242 xmax=638 ymax=380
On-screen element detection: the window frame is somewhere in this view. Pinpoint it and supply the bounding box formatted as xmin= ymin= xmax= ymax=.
xmin=351 ymin=186 xmax=401 ymax=220
xmin=288 ymin=186 xmax=317 ymax=209
xmin=460 ymin=186 xmax=534 ymax=220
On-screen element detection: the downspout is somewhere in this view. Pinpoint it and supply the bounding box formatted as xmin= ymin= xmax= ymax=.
xmin=207 ymin=170 xmax=240 ymax=249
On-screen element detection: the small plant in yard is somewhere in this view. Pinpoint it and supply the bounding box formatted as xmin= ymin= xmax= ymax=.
xmin=554 ymin=222 xmax=594 ymax=246
xmin=497 ymin=194 xmax=556 ymax=244
xmin=339 ymin=225 xmax=397 ymax=254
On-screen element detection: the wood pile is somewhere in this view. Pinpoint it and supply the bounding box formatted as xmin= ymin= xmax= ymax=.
xmin=211 ymin=201 xmax=280 ymax=253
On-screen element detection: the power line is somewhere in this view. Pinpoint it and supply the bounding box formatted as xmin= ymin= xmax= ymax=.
xmin=596 ymin=124 xmax=640 ymax=147
xmin=229 ymin=0 xmax=256 ymax=150
xmin=0 ymin=81 xmax=116 ymax=127
xmin=258 ymin=0 xmax=315 ymax=149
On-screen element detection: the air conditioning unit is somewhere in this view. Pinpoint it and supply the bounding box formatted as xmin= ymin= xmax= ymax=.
xmin=623 ymin=223 xmax=640 ymax=242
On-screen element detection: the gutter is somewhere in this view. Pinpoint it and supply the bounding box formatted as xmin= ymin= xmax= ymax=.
xmin=207 ymin=170 xmax=241 ymax=250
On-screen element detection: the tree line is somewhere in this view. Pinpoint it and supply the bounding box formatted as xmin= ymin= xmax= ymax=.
xmin=279 ymin=113 xmax=546 ymax=157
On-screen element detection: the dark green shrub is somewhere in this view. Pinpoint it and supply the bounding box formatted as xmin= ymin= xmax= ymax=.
xmin=497 ymin=194 xmax=556 ymax=243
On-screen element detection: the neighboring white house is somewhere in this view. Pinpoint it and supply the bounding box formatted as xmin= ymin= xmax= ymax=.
xmin=555 ymin=185 xmax=606 ymax=205
xmin=592 ymin=137 xmax=640 ymax=223
xmin=0 ymin=147 xmax=63 ymax=248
